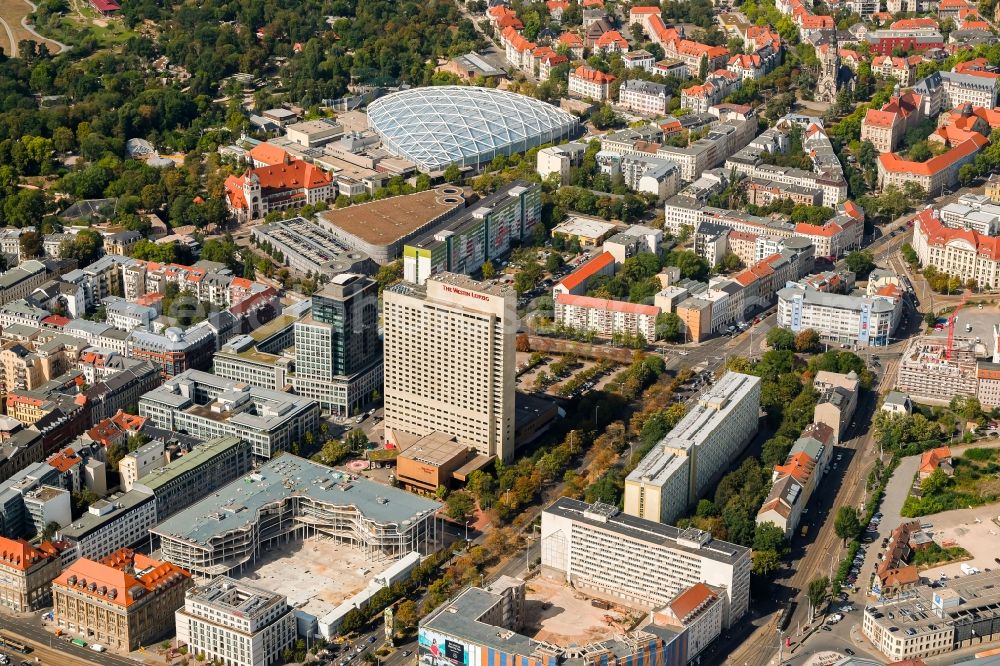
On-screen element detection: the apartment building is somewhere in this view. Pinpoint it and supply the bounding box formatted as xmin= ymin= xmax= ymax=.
xmin=130 ymin=326 xmax=216 ymax=379
xmin=724 ymin=114 xmax=847 ymax=207
xmin=625 ymin=372 xmax=761 ymax=525
xmin=878 ymin=125 xmax=988 ymax=196
xmin=383 ymin=274 xmax=515 ymax=461
xmin=680 ymin=70 xmax=741 ymax=114
xmin=776 ymin=281 xmax=901 ymax=347
xmin=53 ymin=549 xmax=192 ymax=651
xmin=175 ymin=577 xmax=296 ymax=666
xmin=138 ymin=370 xmax=318 ymax=460
xmin=118 ymin=438 xmax=165 ymax=492
xmin=536 ymin=143 xmax=588 ymax=185
xmin=623 ymin=50 xmax=656 ymax=72
xmin=568 ymin=65 xmax=616 ymax=101
xmin=813 ymin=370 xmax=860 ymax=442
xmin=0 ymin=536 xmax=63 ymax=611
xmin=541 ymin=498 xmax=751 ymax=627
xmin=554 ymin=293 xmax=659 ymax=341
xmin=291 ymin=275 xmax=383 ymax=417
xmin=104 ymin=298 xmax=157 ymax=332
xmin=596 ymin=152 xmax=681 ymax=201
xmin=618 ymin=79 xmax=670 ymax=115
xmin=0 ymin=429 xmax=44 ymax=485
xmin=0 ymin=260 xmax=50 ymax=308
xmin=132 ymin=435 xmax=251 ymax=521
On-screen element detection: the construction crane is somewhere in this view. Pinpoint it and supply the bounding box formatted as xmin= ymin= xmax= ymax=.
xmin=945 ymin=290 xmax=971 ymax=359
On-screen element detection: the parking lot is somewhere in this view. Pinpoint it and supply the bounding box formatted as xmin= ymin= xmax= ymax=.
xmin=927 ymin=302 xmax=1000 ymax=356
xmin=918 ymin=506 xmax=1000 ymax=580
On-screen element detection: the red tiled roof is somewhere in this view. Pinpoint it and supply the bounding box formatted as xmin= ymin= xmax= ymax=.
xmin=41 ymin=315 xmax=70 ymax=327
xmin=595 ymin=30 xmax=629 ymax=49
xmin=225 ymin=158 xmax=332 ymax=211
xmin=54 ymin=550 xmax=189 ymax=609
xmin=919 ymin=446 xmax=951 ymax=473
xmin=774 ymin=451 xmax=816 ymax=483
xmin=878 ymin=130 xmax=987 ymax=176
xmin=572 ymin=65 xmax=616 ymax=83
xmin=629 ymin=5 xmax=661 ymax=14
xmin=890 ymin=17 xmax=939 ymax=29
xmin=915 ymin=207 xmax=1000 ymax=260
xmin=558 ymin=252 xmax=616 ymax=291
xmin=503 ymin=26 xmax=535 ymax=52
xmin=90 ymin=0 xmax=120 ymax=11
xmin=669 ymin=583 xmax=717 ymax=622
xmin=47 ymin=447 xmax=81 ymax=473
xmin=558 ymin=32 xmax=584 ymax=47
xmin=546 ymin=0 xmax=569 ymax=10
xmin=556 ymin=292 xmax=659 ymax=316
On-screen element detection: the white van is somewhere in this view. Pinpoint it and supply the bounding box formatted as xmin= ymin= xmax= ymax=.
xmin=90 ymin=644 xmax=106 ymax=652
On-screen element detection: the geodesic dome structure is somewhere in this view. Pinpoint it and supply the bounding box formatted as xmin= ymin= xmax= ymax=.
xmin=367 ymin=86 xmax=579 ymax=173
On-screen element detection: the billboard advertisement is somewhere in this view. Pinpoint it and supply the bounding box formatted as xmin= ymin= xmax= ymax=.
xmin=418 ymin=629 xmax=470 ymax=666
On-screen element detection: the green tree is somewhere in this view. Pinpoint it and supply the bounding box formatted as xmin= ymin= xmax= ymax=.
xmin=442 ymin=164 xmax=462 ymax=183
xmin=446 ymin=490 xmax=476 ymax=523
xmin=834 ymin=506 xmax=861 ymax=545
xmin=481 ymin=260 xmax=496 ymax=279
xmin=656 ymin=312 xmax=683 ymax=342
xmin=345 ymin=429 xmax=369 ymax=451
xmin=752 ymin=548 xmax=782 ymax=575
xmin=395 ymin=599 xmax=419 ymax=629
xmin=766 ymin=327 xmax=796 ymax=351
xmin=753 ymin=522 xmax=789 ymax=555
xmin=18 ymin=230 xmax=43 ymax=258
xmin=807 ymin=576 xmax=830 ymax=617
xmin=40 ymin=520 xmax=60 ymax=541
xmin=845 ymin=250 xmax=875 ymax=277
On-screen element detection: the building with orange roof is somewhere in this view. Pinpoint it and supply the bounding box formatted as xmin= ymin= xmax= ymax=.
xmin=653 ymin=582 xmax=724 ymax=660
xmin=0 ymin=535 xmax=63 ymax=611
xmin=53 ymin=549 xmax=191 ymax=651
xmin=939 ymin=0 xmax=973 ymax=20
xmin=552 ymin=249 xmax=617 ymax=295
xmin=890 ymin=17 xmax=939 ymax=29
xmin=537 ymin=50 xmax=568 ymax=81
xmin=757 ymin=421 xmax=834 ymax=537
xmin=954 ymin=57 xmax=1000 ymax=80
xmin=872 ymin=54 xmax=921 ymax=86
xmin=878 ymin=126 xmax=988 ymax=196
xmin=594 ymin=29 xmax=628 ymax=54
xmin=247 ymin=142 xmax=292 ymax=168
xmin=545 ymin=0 xmax=568 ymax=20
xmin=557 ymin=31 xmax=585 ymax=58
xmin=918 ymin=446 xmax=953 ymax=479
xmin=224 ymin=157 xmax=334 ymax=223
xmin=568 ymin=65 xmax=616 ymax=101
xmin=554 ymin=292 xmax=659 ymax=341
xmin=860 ymin=90 xmax=923 ymax=153
xmin=501 ymin=25 xmax=535 ymax=73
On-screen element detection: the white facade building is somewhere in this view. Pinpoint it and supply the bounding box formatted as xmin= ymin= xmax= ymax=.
xmin=118 ymin=439 xmax=166 ymax=492
xmin=175 ymin=577 xmax=297 ymax=666
xmin=618 ymin=79 xmax=670 ymax=116
xmin=624 ymin=372 xmax=762 ymax=525
xmin=776 ymin=283 xmax=901 ymax=347
xmin=541 ymin=498 xmax=752 ymax=627
xmin=554 ymin=293 xmax=659 ymax=341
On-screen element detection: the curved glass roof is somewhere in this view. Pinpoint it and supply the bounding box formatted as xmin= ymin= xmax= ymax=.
xmin=367 ymin=86 xmax=579 ymax=173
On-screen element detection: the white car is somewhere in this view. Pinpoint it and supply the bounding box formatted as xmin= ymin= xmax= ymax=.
xmin=827 ymin=613 xmax=844 ymax=624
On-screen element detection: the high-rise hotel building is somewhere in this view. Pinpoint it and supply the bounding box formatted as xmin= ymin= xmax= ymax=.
xmin=383 ymin=274 xmax=516 ymax=461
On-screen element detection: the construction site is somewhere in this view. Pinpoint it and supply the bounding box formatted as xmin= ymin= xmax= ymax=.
xmin=521 ymin=576 xmax=644 ymax=647
xmin=896 ymin=335 xmax=979 ymax=405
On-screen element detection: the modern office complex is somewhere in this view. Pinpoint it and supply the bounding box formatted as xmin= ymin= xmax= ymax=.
xmin=624 ymin=372 xmax=761 ymax=525
xmin=152 ymin=455 xmax=442 ymax=580
xmin=402 ymin=181 xmax=542 ymax=285
xmin=132 ymin=435 xmax=252 ymax=521
xmin=367 ymin=87 xmax=578 ymax=172
xmin=291 ymin=274 xmax=383 ymax=416
xmin=53 ymin=549 xmax=192 ymax=651
xmin=383 ymin=274 xmax=516 ymax=462
xmin=541 ymin=498 xmax=751 ymax=626
xmin=175 ymin=577 xmax=297 ymax=666
xmin=863 ymin=569 xmax=1000 ymax=661
xmin=137 ymin=370 xmax=320 ymax=459
xmin=57 ymin=489 xmax=157 ymax=563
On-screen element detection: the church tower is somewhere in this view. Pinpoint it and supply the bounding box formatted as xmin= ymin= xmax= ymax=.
xmin=816 ymin=41 xmax=840 ymax=103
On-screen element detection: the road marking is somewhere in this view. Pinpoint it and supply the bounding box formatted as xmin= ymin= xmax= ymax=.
xmin=0 ymin=15 xmax=17 ymax=56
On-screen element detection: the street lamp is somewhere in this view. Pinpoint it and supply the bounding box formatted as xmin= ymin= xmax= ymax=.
xmin=465 ymin=520 xmax=471 ymax=542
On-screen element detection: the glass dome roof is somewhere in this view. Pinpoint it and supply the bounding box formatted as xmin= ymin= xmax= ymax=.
xmin=367 ymin=86 xmax=579 ymax=173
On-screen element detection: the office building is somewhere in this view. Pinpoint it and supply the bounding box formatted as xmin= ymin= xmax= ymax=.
xmin=625 ymin=372 xmax=761 ymax=525
xmin=57 ymin=489 xmax=157 ymax=563
xmin=863 ymin=569 xmax=1000 ymax=661
xmin=130 ymin=326 xmax=215 ymax=379
xmin=912 ymin=206 xmax=1000 ymax=288
xmin=776 ymin=282 xmax=902 ymax=347
xmin=152 ymin=455 xmax=441 ymax=579
xmin=0 ymin=536 xmax=63 ymax=612
xmin=383 ymin=274 xmax=515 ymax=462
xmin=53 ymin=549 xmax=192 ymax=651
xmin=137 ymin=369 xmax=320 ymax=460
xmin=291 ymin=275 xmax=383 ymax=416
xmin=541 ymin=498 xmax=751 ymax=626
xmin=133 ymin=435 xmax=251 ymax=521
xmin=175 ymin=577 xmax=297 ymax=666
